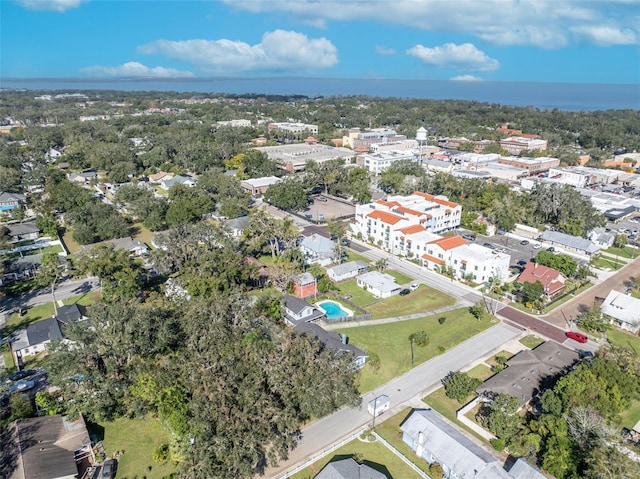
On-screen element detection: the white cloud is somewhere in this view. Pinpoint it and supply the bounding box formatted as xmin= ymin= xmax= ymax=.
xmin=80 ymin=62 xmax=194 ymax=78
xmin=571 ymin=25 xmax=637 ymax=46
xmin=221 ymin=0 xmax=639 ymax=49
xmin=450 ymin=75 xmax=483 ymax=82
xmin=375 ymin=45 xmax=396 ymax=56
xmin=138 ymin=30 xmax=338 ymax=75
xmin=17 ymin=0 xmax=87 ymax=12
xmin=407 ymin=43 xmax=500 ymax=72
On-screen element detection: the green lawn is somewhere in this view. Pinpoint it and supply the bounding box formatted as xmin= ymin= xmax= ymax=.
xmin=422 ymin=388 xmax=487 ymax=442
xmin=519 ymin=335 xmax=545 ymax=349
xmin=335 ymin=279 xmax=379 ymax=307
xmin=61 ymin=229 xmax=82 ymax=254
xmin=99 ymin=417 xmax=176 ymax=479
xmin=133 ymin=223 xmax=156 ymax=248
xmin=465 ymin=364 xmax=494 ymax=381
xmin=618 ymin=399 xmax=640 ymax=430
xmin=340 ymin=308 xmax=493 ymax=392
xmin=2 ymin=344 xmax=16 ymax=372
xmin=366 ymin=285 xmax=455 ymax=319
xmin=603 ymin=245 xmax=638 ymax=259
xmin=288 ymin=436 xmax=422 ymax=479
xmin=384 ymin=269 xmax=413 ymax=286
xmin=606 ymin=327 xmax=640 ymax=352
xmin=590 ymin=255 xmax=626 ymax=271
xmin=345 ymin=250 xmax=371 ymax=264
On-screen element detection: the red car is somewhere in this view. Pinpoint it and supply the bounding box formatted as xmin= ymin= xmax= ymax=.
xmin=566 ymin=331 xmax=588 ymax=343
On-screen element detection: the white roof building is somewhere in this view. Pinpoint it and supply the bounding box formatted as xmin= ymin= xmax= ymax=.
xmin=357 ymin=150 xmax=416 ymax=174
xmin=356 ymin=271 xmax=400 ymax=298
xmin=601 ymin=289 xmax=640 ymax=333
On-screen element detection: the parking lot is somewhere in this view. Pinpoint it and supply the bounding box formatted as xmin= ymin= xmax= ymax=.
xmin=300 ymin=195 xmax=355 ymax=221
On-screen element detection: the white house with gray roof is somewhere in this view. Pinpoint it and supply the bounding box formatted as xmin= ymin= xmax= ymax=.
xmin=326 ymin=260 xmax=369 ymax=282
xmin=356 ymin=271 xmax=400 ymax=298
xmin=540 ymin=230 xmax=600 ymax=256
xmin=401 ymin=408 xmax=513 ymax=479
xmin=299 ymin=234 xmax=337 ymax=266
xmin=283 ymin=295 xmax=325 ymax=325
xmin=601 ymin=289 xmax=640 ymax=333
xmin=314 ymin=458 xmax=385 ymax=479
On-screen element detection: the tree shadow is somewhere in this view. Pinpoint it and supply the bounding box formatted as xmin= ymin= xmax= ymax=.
xmin=86 ymin=420 xmax=105 ymax=442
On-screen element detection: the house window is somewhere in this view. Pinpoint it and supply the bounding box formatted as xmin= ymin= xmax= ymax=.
xmin=474 ymin=265 xmax=478 ymax=270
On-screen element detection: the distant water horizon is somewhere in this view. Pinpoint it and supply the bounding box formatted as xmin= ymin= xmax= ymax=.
xmin=1 ymin=77 xmax=638 ymax=112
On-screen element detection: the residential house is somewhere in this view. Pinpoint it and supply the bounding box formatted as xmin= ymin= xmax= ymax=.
xmin=283 ymin=294 xmax=325 ymax=325
xmin=6 ymin=415 xmax=93 ymax=479
xmin=540 ymin=230 xmax=600 ymax=256
xmin=295 ymin=322 xmax=368 ymax=370
xmin=148 ymin=171 xmax=173 ymax=183
xmin=160 ymin=174 xmax=196 ymax=190
xmin=477 ymin=341 xmax=580 ymax=408
xmin=292 ymin=272 xmax=318 ymax=298
xmin=326 ymin=260 xmax=369 ymax=282
xmin=45 ymin=147 xmax=63 ymax=162
xmin=224 ymin=215 xmax=252 ymax=238
xmin=505 ymin=458 xmax=548 ymax=479
xmin=0 ymin=192 xmax=26 ymax=211
xmin=400 ymin=408 xmax=513 ymax=479
xmin=589 ymin=227 xmax=615 ymax=249
xmin=314 ymin=458 xmax=385 ymax=479
xmin=68 ymin=171 xmax=97 ymax=185
xmin=518 ymin=263 xmax=566 ymax=298
xmin=356 ymin=271 xmax=400 ymax=298
xmin=240 ymin=176 xmax=282 ymax=196
xmin=601 ymin=289 xmax=640 ymax=333
xmin=10 ymin=304 xmax=87 ymax=361
xmin=299 ymin=234 xmax=337 ymax=266
xmin=6 ymin=222 xmax=40 ymax=242
xmin=83 ymin=237 xmax=149 ymax=257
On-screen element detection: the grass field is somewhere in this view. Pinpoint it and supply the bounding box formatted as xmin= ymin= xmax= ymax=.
xmin=340 ymin=308 xmax=493 ymax=392
xmin=590 ymin=255 xmax=626 ymax=271
xmin=519 ymin=335 xmax=545 ymax=349
xmin=603 ymin=245 xmax=638 ymax=259
xmin=288 ymin=436 xmax=422 ymax=479
xmin=99 ymin=417 xmax=176 ymax=479
xmin=618 ymin=399 xmax=640 ymax=430
xmin=61 ymin=229 xmax=82 ymax=254
xmin=422 ymin=388 xmax=488 ymax=442
xmin=366 ymin=285 xmax=455 ymax=319
xmin=384 ymin=269 xmax=413 ymax=286
xmin=133 ymin=223 xmax=156 ymax=247
xmin=606 ymin=327 xmax=640 ymax=352
xmin=465 ymin=363 xmax=494 ymax=381
xmin=345 ymin=250 xmax=371 ymax=264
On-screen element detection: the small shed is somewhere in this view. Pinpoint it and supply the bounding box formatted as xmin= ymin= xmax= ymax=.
xmin=367 ymin=395 xmax=390 ymax=417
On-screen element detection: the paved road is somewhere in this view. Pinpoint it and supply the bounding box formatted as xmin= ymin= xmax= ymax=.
xmin=498 ymin=305 xmax=568 ymax=343
xmin=543 ymin=255 xmax=640 ymax=328
xmin=0 ymin=277 xmax=99 ymax=329
xmin=261 ymin=322 xmax=522 ymax=478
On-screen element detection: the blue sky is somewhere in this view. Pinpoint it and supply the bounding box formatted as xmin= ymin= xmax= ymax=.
xmin=2 ymin=0 xmax=639 ymax=84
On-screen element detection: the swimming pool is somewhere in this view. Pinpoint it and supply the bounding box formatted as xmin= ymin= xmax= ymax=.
xmin=317 ymin=300 xmax=353 ymax=320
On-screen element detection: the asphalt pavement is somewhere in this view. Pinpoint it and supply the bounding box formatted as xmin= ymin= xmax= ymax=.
xmin=261 ymin=322 xmax=522 ymax=478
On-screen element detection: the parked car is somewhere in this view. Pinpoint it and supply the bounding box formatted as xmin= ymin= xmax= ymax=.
xmin=532 ymin=243 xmax=542 ymax=249
xmin=483 ymin=242 xmax=494 ymax=250
xmin=410 ymin=283 xmax=419 ymax=291
xmin=520 ymin=239 xmax=529 ymax=245
xmin=462 ymin=234 xmax=476 ymax=241
xmin=517 ymin=259 xmax=528 ymax=266
xmin=9 ymin=370 xmax=36 ymax=382
xmin=547 ymin=246 xmax=556 ymax=253
xmin=399 ymin=288 xmax=410 ymax=296
xmin=316 ymin=196 xmax=328 ymax=202
xmin=565 ymin=331 xmax=588 ymax=343
xmin=101 ymin=459 xmax=116 ymax=479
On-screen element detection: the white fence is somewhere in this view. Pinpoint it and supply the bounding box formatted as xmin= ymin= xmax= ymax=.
xmin=372 ymin=431 xmax=432 ymax=479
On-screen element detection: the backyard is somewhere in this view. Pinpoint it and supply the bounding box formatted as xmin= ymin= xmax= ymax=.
xmin=339 ymin=308 xmax=494 ymax=392
xmin=288 ymin=435 xmax=422 ymax=479
xmin=97 ymin=417 xmax=176 ymax=479
xmin=335 ymin=280 xmax=455 ymax=318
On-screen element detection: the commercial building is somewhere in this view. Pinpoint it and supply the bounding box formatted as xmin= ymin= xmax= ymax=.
xmin=498 ymin=156 xmax=560 ymax=173
xmin=342 ymin=127 xmax=406 ymax=149
xmin=254 ymin=144 xmax=355 ymax=172
xmin=499 ymin=137 xmax=548 ymax=155
xmin=357 ymin=150 xmax=416 ymax=174
xmin=267 ymin=122 xmax=318 ymax=135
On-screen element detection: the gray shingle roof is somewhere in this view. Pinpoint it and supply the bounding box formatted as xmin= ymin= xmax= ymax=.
xmin=295 ymin=321 xmax=366 ymax=360
xmin=315 ymin=458 xmax=386 ymax=479
xmin=7 ymin=222 xmax=39 ymax=237
xmin=327 ymin=260 xmax=369 ymax=277
xmin=540 ymin=230 xmax=600 ymax=254
xmin=25 ymin=317 xmax=63 ymax=347
xmin=400 ymin=409 xmax=511 ymax=479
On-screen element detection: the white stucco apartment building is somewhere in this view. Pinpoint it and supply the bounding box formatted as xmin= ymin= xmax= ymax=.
xmin=352 ymin=192 xmax=462 ymax=252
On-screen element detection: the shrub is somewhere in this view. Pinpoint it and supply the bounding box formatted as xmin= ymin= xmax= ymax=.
xmin=429 ymin=462 xmax=444 ymax=478
xmin=153 ymin=444 xmax=170 ymax=463
xmin=409 ymin=330 xmax=429 ymax=347
xmin=491 ymin=437 xmax=506 ymax=451
xmin=438 ymin=316 xmax=446 ymax=325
